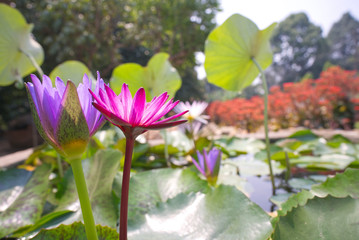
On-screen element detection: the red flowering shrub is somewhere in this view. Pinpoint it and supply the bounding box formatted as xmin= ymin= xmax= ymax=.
xmin=207 ymin=66 xmax=359 ymax=131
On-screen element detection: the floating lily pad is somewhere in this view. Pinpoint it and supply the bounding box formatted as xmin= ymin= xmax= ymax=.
xmin=273 ymin=196 xmax=359 ymax=240
xmin=48 ymin=149 xmax=122 ymax=229
xmin=31 ymin=222 xmax=118 ymax=240
xmin=0 ymin=164 xmax=52 ymax=238
xmin=0 ymin=168 xmax=32 ymax=212
xmin=128 ymin=185 xmax=273 ymax=240
xmin=290 ymin=154 xmax=355 ymax=170
xmin=116 ymin=168 xmax=210 ymax=226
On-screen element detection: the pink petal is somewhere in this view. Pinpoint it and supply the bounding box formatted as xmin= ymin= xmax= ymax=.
xmin=92 ymin=102 xmax=131 ymax=127
xmin=129 ymin=88 xmax=146 ymax=126
xmin=153 ymin=110 xmax=189 ymax=125
xmin=141 ymin=92 xmax=169 ymax=124
xmin=120 ymin=84 xmax=132 ymax=121
xmin=104 ymin=84 xmax=123 ymax=117
xmin=89 ymin=89 xmax=105 ymax=106
xmin=141 ymin=119 xmax=187 ymax=130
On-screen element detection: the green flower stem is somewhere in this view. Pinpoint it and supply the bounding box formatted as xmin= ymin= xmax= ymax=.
xmin=56 ymin=154 xmax=64 ymax=178
xmin=70 ymin=158 xmax=98 ymax=240
xmin=284 ymin=151 xmax=291 ymax=183
xmin=19 ymin=48 xmax=44 ymax=77
xmin=161 ymin=129 xmax=171 ymax=167
xmin=251 ymin=57 xmax=276 ymax=195
xmin=120 ymin=136 xmax=135 ymax=240
xmin=188 ymin=121 xmax=197 ymax=149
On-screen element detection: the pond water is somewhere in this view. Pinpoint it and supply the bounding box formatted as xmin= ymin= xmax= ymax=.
xmin=246 ymin=175 xmax=289 ymax=212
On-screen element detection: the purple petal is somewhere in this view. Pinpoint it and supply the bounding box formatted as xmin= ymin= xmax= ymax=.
xmin=55 ymin=77 xmax=66 ymax=97
xmin=207 ymin=148 xmax=221 ymax=173
xmin=192 ymin=156 xmax=206 ymax=176
xmin=89 ymin=115 xmax=106 ymax=136
xmin=26 ymin=82 xmax=40 ymax=114
xmin=42 ymin=75 xmax=53 ymax=93
xmin=30 ymin=74 xmax=44 ymax=107
xmin=197 ymin=150 xmax=205 ymax=171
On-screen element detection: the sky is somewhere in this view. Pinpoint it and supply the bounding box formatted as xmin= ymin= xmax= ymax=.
xmin=196 ymin=0 xmax=359 ymax=79
xmin=217 ymin=0 xmax=359 ymax=36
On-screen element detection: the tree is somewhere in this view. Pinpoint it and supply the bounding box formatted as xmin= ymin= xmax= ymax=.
xmin=269 ymin=13 xmax=328 ymax=84
xmin=327 ymin=12 xmax=359 ymax=70
xmin=11 ymin=0 xmax=219 ymax=81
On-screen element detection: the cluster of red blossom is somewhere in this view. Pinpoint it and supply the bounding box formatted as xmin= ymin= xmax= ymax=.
xmin=206 ymin=66 xmax=359 ymax=132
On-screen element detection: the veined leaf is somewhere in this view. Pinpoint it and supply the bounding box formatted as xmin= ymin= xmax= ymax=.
xmin=110 ymin=52 xmax=181 ymax=100
xmin=204 ymin=14 xmax=276 ymax=91
xmin=49 ymin=60 xmax=94 ymax=86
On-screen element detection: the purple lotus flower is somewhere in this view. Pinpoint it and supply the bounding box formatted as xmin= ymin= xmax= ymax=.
xmin=25 ymin=73 xmax=106 ymax=159
xmin=89 ymin=83 xmax=188 ymax=138
xmin=192 ymin=148 xmax=222 ymax=186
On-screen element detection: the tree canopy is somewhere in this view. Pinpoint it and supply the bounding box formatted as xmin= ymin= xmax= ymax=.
xmin=269 ymin=13 xmax=328 ymax=84
xmin=327 ymin=12 xmax=359 ymax=70
xmin=11 ymin=0 xmax=220 ymax=80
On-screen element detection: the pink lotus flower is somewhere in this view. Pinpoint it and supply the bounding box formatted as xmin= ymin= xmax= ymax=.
xmin=90 ymin=83 xmax=188 ymax=240
xmin=192 ymin=148 xmax=222 ymax=186
xmin=25 ymin=73 xmax=106 ymax=159
xmin=89 ymin=83 xmax=188 ymax=138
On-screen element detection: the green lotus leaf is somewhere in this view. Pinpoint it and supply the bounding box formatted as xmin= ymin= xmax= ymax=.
xmin=115 ymin=168 xmax=210 ymax=226
xmin=34 ymin=149 xmax=122 ymax=232
xmin=273 ymin=196 xmax=359 ymax=240
xmin=128 ymin=185 xmax=273 ymax=240
xmin=110 ymin=52 xmax=181 ymax=100
xmin=0 ymin=3 xmax=44 ymax=86
xmin=49 ymin=60 xmax=94 ymax=86
xmin=0 ymin=164 xmax=52 ymax=238
xmin=204 ymin=14 xmax=276 ymax=91
xmin=31 ymin=222 xmax=118 ymax=240
xmin=311 ymin=168 xmax=359 ymax=198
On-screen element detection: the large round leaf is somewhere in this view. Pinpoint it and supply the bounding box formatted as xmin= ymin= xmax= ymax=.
xmin=204 ymin=14 xmax=276 ymax=91
xmin=110 ymin=52 xmax=181 ymax=100
xmin=0 ymin=164 xmax=52 ymax=238
xmin=311 ymin=168 xmax=359 ymax=198
xmin=115 ymin=168 xmax=210 ymax=226
xmin=0 ymin=168 xmax=32 ymax=212
xmin=31 ymin=222 xmax=118 ymax=240
xmin=49 ymin=60 xmax=94 ymax=86
xmin=52 ymin=149 xmax=122 ymax=229
xmin=273 ymin=196 xmax=359 ymax=240
xmin=0 ymin=3 xmax=44 ymax=86
xmin=273 ymin=168 xmax=359 ymax=225
xmin=128 ymin=185 xmax=273 ymax=240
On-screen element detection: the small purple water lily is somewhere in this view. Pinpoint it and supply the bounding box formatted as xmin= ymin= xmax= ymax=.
xmin=25 ymin=72 xmax=106 ymax=159
xmin=192 ymin=148 xmax=222 ymax=186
